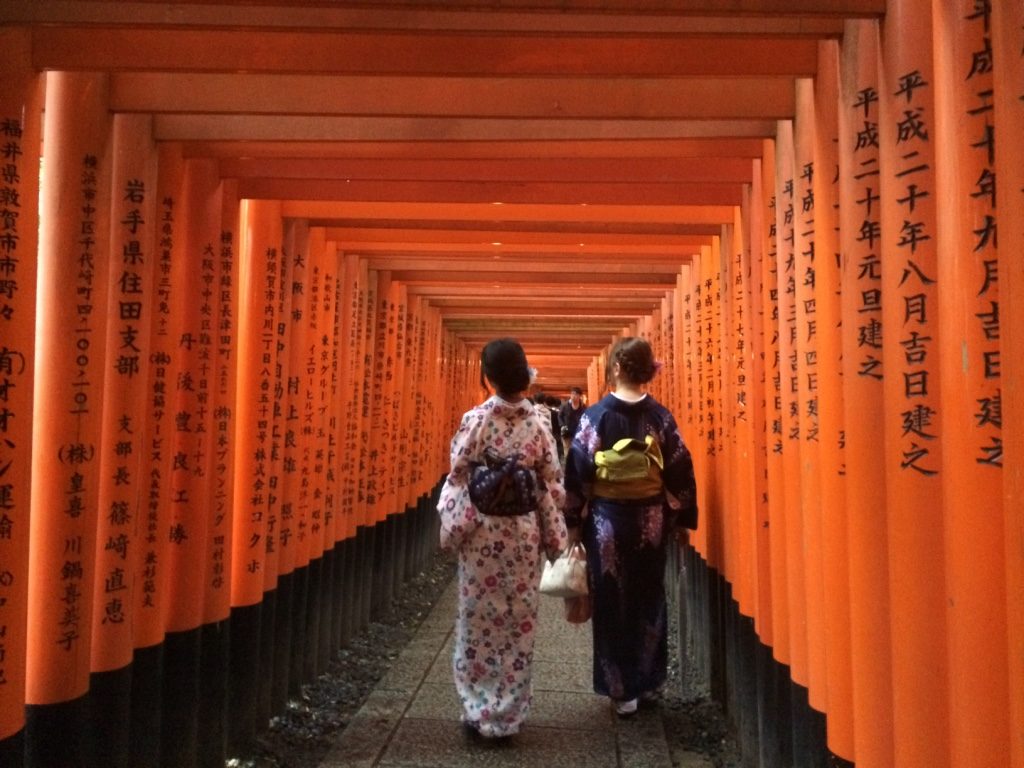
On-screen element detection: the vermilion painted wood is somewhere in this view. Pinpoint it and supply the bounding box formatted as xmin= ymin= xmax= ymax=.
xmin=358 ymin=268 xmax=379 ymax=529
xmin=164 ymin=158 xmax=221 ymax=636
xmin=288 ymin=200 xmax=741 ymax=223
xmin=879 ymin=1 xmax=949 ymax=763
xmin=336 ymin=253 xmax=361 ymax=543
xmin=310 ymin=227 xmax=338 ymax=558
xmin=4 ymin=1 xmax=853 ymax=36
xmin=34 ymin=28 xmax=821 ymax=77
xmin=91 ymin=114 xmax=157 ymax=673
xmin=0 ymin=28 xmax=41 ymax=742
xmin=729 ymin=202 xmax=757 ymax=627
xmin=230 ymin=199 xmax=282 ymax=609
xmin=933 ymin=4 xmax=1010 ymax=766
xmin=748 ymin=156 xmax=775 ymax=650
xmin=2 ymin=2 xmax=1019 ymax=764
xmin=837 ymin=20 xmax=895 ymax=767
xmin=111 ymin=73 xmax=798 ymax=121
xmin=775 ymin=121 xmax=805 ymax=680
xmin=811 ymin=39 xmax=855 ymax=762
xmin=206 ymin=178 xmax=240 ymax=627
xmin=794 ymin=78 xmax=827 ymax=714
xmin=263 ymin=213 xmax=292 ymax=598
xmin=27 ymin=72 xmax=112 ymax=706
xmin=216 ymin=157 xmax=760 ymax=184
xmin=994 ymin=4 xmax=1024 ymax=765
xmin=279 ymin=219 xmax=309 ymax=579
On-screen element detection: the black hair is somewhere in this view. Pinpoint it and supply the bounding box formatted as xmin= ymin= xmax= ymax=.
xmin=605 ymin=337 xmax=657 ymax=385
xmin=479 ymin=338 xmax=531 ymax=399
xmin=570 ymin=386 xmax=583 ymax=395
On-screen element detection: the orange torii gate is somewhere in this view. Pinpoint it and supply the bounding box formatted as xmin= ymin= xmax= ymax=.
xmin=0 ymin=4 xmax=1022 ymax=768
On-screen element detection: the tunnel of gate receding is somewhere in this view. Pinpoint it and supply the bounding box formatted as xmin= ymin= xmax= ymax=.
xmin=1 ymin=2 xmax=1023 ymax=768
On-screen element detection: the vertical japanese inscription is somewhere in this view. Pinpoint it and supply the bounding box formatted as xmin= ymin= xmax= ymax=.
xmin=100 ymin=176 xmax=148 ymax=631
xmin=55 ymin=154 xmax=103 ymax=653
xmin=851 ymin=85 xmax=884 ymax=383
xmin=0 ymin=115 xmax=25 ymax=684
xmin=210 ymin=229 xmax=235 ymax=592
xmin=797 ymin=160 xmax=819 ymax=443
xmin=891 ymin=69 xmax=940 ymax=475
xmin=962 ymin=1 xmax=1001 ymax=467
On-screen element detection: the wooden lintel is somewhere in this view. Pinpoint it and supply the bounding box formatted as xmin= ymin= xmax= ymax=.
xmin=405 ymin=284 xmax=672 ymax=298
xmin=439 ymin=307 xmax=646 ymax=318
xmin=190 ymin=139 xmax=766 ymax=161
xmin=391 ymin=270 xmax=677 ymax=285
xmin=37 ymin=28 xmax=819 ymax=77
xmin=219 ymin=156 xmax=757 ymax=184
xmin=113 ymin=73 xmax=796 ymax=120
xmin=155 ymin=115 xmax=777 ymax=143
xmin=3 ymin=1 xmax=855 ymax=35
xmin=333 ymin=235 xmax=708 ymax=252
xmin=365 ymin=257 xmax=685 ymax=274
xmin=238 ymin=178 xmax=745 ymax=206
xmin=284 ymin=201 xmax=737 ymax=225
xmin=316 ymin=220 xmax=723 ymax=237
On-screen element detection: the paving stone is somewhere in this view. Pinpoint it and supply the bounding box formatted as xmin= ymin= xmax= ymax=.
xmin=377 ymin=717 xmax=619 ymax=768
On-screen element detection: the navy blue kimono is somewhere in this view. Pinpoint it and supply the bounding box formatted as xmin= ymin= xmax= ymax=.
xmin=563 ymin=392 xmax=697 ymax=701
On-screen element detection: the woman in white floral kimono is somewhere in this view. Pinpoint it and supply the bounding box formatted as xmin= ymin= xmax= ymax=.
xmin=437 ymin=338 xmax=567 ymax=742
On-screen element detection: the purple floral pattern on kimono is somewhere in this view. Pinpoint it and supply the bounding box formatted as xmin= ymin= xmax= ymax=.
xmin=437 ymin=396 xmax=568 ymax=737
xmin=562 ymin=392 xmax=697 ymax=702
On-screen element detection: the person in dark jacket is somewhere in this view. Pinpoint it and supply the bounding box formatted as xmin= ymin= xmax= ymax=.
xmin=558 ymin=386 xmax=585 ymax=455
xmin=546 ymin=394 xmax=564 ymax=461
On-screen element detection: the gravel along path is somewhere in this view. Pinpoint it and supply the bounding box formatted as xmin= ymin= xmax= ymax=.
xmin=227 ymin=548 xmax=742 ymax=768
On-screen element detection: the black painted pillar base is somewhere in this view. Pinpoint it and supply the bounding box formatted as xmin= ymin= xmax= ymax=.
xmin=791 ymin=681 xmax=828 ymax=768
xmin=90 ymin=663 xmax=133 ymax=768
xmin=226 ymin=602 xmax=261 ymax=756
xmin=370 ymin=517 xmax=389 ymax=619
xmin=756 ymin=643 xmax=794 ymax=768
xmin=198 ymin=619 xmax=230 ymax=768
xmin=160 ymin=627 xmax=201 ymax=768
xmin=304 ymin=556 xmax=322 ymax=681
xmin=319 ymin=548 xmax=336 ymax=670
xmin=394 ymin=508 xmax=409 ymax=594
xmin=0 ymin=727 xmax=24 ymax=768
xmin=288 ymin=565 xmax=308 ymax=697
xmin=25 ymin=695 xmax=92 ymax=768
xmin=380 ymin=513 xmax=398 ymax=613
xmin=330 ymin=540 xmax=346 ymax=652
xmin=257 ymin=588 xmax=277 ymax=728
xmin=676 ymin=542 xmax=857 ymax=768
xmin=829 ymin=752 xmax=856 ymax=767
xmin=340 ymin=535 xmax=357 ymax=647
xmin=270 ymin=574 xmax=292 ymax=713
xmin=734 ymin=613 xmax=760 ymax=764
xmin=130 ymin=642 xmax=163 ymax=768
xmin=358 ymin=524 xmax=375 ymax=629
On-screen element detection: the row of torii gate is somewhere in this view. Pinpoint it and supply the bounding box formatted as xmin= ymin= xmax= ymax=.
xmin=0 ymin=1 xmax=1023 ymax=767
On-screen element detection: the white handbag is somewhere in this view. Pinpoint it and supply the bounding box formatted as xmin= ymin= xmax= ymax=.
xmin=539 ymin=542 xmax=589 ymax=598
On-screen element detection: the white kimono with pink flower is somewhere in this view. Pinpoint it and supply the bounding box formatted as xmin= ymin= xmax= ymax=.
xmin=437 ymin=395 xmax=568 ymax=737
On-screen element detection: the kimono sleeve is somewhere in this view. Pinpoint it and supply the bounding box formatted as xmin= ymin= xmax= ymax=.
xmin=659 ymin=411 xmax=698 ymax=530
xmin=534 ymin=424 xmax=568 ymax=560
xmin=436 ymin=410 xmax=484 ymax=551
xmin=562 ymin=409 xmax=600 ymax=528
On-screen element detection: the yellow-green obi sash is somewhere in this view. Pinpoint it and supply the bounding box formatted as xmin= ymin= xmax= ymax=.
xmin=592 ymin=434 xmax=664 ymax=500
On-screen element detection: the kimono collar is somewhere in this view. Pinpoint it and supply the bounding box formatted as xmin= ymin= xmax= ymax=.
xmin=487 ymin=395 xmax=533 ymax=418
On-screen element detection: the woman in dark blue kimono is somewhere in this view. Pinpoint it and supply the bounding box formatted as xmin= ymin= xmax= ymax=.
xmin=563 ymin=337 xmax=698 ymax=717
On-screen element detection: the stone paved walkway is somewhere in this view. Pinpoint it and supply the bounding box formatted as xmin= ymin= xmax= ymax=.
xmin=319 ymin=579 xmax=686 ymax=767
